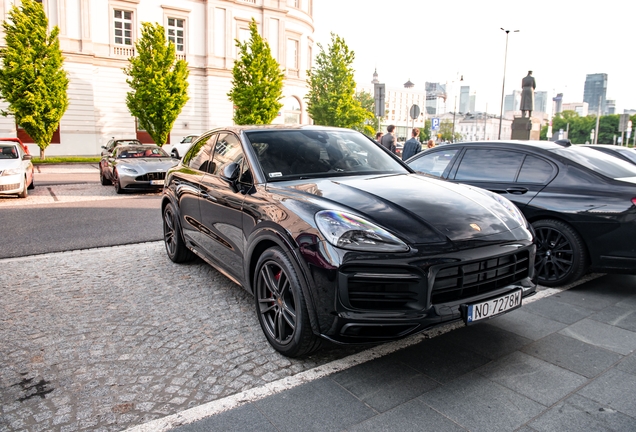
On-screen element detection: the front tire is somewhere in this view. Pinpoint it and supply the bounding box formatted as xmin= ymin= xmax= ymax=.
xmin=171 ymin=149 xmax=179 ymax=159
xmin=533 ymin=219 xmax=587 ymax=287
xmin=27 ymin=177 xmax=34 ymax=190
xmin=163 ymin=202 xmax=195 ymax=263
xmin=17 ymin=177 xmax=28 ymax=198
xmin=100 ymin=168 xmax=112 ymax=185
xmin=113 ymin=169 xmax=124 ymax=194
xmin=254 ymin=247 xmax=321 ymax=357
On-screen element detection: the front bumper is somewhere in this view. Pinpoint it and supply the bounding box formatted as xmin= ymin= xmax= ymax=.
xmin=301 ymin=240 xmax=536 ymax=344
xmin=0 ymin=173 xmax=24 ymax=195
xmin=119 ymin=171 xmax=166 ymax=190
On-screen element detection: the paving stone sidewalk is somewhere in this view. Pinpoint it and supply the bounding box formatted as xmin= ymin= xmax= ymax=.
xmin=0 ymin=243 xmax=362 ymax=432
xmin=169 ymin=274 xmax=636 ymax=432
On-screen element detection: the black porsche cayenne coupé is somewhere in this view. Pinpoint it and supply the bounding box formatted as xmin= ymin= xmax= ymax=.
xmin=161 ymin=126 xmax=536 ymax=357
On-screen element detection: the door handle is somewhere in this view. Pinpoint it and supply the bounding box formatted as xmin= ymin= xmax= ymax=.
xmin=506 ymin=187 xmax=528 ymax=195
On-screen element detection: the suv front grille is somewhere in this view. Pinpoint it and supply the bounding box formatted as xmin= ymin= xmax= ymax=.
xmin=340 ymin=268 xmax=423 ymax=311
xmin=431 ymin=250 xmax=530 ymax=304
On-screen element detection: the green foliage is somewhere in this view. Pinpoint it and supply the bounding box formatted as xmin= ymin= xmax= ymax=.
xmin=306 ymin=33 xmax=371 ymax=129
xmin=0 ymin=0 xmax=69 ymax=159
xmin=228 ymin=19 xmax=284 ymax=125
xmin=438 ymin=119 xmax=462 ymax=142
xmin=125 ymin=22 xmax=189 ymax=145
xmin=352 ymin=90 xmax=376 ymax=136
xmin=32 ymin=156 xmax=101 ymax=164
xmin=419 ymin=119 xmax=432 ymax=141
xmin=547 ymin=111 xmax=628 ymax=144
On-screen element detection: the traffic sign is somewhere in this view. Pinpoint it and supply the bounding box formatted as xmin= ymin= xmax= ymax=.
xmin=409 ymin=104 xmax=420 ymax=120
xmin=619 ymin=114 xmax=630 ymax=132
xmin=374 ymin=83 xmax=385 ymax=117
xmin=431 ymin=117 xmax=440 ymax=130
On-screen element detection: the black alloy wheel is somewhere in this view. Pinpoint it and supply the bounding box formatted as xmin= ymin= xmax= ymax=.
xmin=113 ymin=169 xmax=124 ymax=194
xmin=171 ymin=149 xmax=179 ymax=159
xmin=533 ymin=219 xmax=587 ymax=287
xmin=100 ymin=167 xmax=111 ymax=185
xmin=254 ymin=247 xmax=320 ymax=357
xmin=162 ymin=202 xmax=194 ymax=263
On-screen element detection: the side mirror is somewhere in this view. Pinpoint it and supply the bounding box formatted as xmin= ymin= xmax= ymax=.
xmin=23 ymin=154 xmax=32 ymax=160
xmin=101 ymin=146 xmax=107 ymax=149
xmin=220 ymin=162 xmax=240 ymax=192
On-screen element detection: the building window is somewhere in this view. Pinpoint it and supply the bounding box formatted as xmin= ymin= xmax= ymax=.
xmin=287 ymin=38 xmax=298 ymax=75
xmin=114 ymin=10 xmax=133 ymax=46
xmin=167 ymin=18 xmax=185 ymax=53
xmin=287 ymin=0 xmax=299 ymax=8
xmin=307 ymin=45 xmax=312 ymax=71
xmin=283 ymin=96 xmax=302 ymax=124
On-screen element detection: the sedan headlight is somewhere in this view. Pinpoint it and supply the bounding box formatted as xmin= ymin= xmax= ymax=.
xmin=315 ymin=210 xmax=409 ymax=252
xmin=1 ymin=168 xmax=22 ymax=176
xmin=120 ymin=166 xmax=138 ymax=174
xmin=479 ymin=189 xmax=527 ymax=228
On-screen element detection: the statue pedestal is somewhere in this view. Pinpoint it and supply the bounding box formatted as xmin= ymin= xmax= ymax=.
xmin=511 ymin=117 xmax=541 ymax=141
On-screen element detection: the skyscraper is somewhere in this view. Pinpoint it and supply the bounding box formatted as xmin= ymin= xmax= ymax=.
xmin=583 ymin=73 xmax=608 ymax=114
xmin=534 ymin=91 xmax=548 ymax=113
xmin=459 ymin=86 xmax=470 ymax=113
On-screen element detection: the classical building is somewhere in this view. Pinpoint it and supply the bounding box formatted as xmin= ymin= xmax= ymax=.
xmin=0 ymin=0 xmax=314 ymax=155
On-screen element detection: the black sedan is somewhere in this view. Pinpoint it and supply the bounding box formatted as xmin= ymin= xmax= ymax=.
xmin=406 ymin=140 xmax=636 ymax=287
xmin=582 ymin=144 xmax=636 ymax=166
xmin=162 ymin=126 xmax=536 ymax=357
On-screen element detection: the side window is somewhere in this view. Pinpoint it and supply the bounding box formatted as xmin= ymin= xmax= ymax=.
xmin=212 ymin=133 xmax=243 ymax=176
xmin=184 ymin=133 xmax=216 ymax=172
xmin=409 ymin=149 xmax=459 ymax=178
xmin=454 ymin=149 xmax=524 ymax=182
xmin=517 ymin=155 xmax=555 ymax=183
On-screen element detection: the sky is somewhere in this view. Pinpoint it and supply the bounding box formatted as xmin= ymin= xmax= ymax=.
xmin=312 ymin=0 xmax=636 ymax=115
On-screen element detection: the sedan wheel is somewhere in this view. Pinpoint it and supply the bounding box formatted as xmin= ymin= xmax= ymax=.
xmin=255 ymin=247 xmax=320 ymax=357
xmin=17 ymin=177 xmax=28 ymax=198
xmin=100 ymin=168 xmax=112 ymax=185
xmin=533 ymin=219 xmax=587 ymax=287
xmin=162 ymin=202 xmax=194 ymax=263
xmin=171 ymin=149 xmax=179 ymax=159
xmin=113 ymin=170 xmax=124 ymax=194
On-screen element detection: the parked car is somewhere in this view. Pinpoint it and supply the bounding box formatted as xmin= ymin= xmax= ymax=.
xmin=169 ymin=135 xmax=198 ymax=159
xmin=161 ymin=126 xmax=536 ymax=357
xmin=406 ymin=140 xmax=636 ymax=287
xmin=99 ymin=144 xmax=178 ymax=193
xmin=0 ymin=137 xmax=30 ymax=156
xmin=0 ymin=141 xmax=34 ymax=198
xmin=582 ymin=144 xmax=636 ymax=166
xmin=101 ymin=138 xmax=143 ymax=156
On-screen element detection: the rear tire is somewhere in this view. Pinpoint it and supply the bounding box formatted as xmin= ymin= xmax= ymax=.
xmin=163 ymin=202 xmax=195 ymax=263
xmin=254 ymin=247 xmax=321 ymax=357
xmin=533 ymin=219 xmax=587 ymax=287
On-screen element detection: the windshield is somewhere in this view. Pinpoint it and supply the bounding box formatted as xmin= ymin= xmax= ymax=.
xmin=116 ymin=146 xmax=169 ymax=159
xmin=551 ymin=146 xmax=636 ymax=179
xmin=0 ymin=144 xmax=19 ymax=159
xmin=245 ymin=129 xmax=408 ymax=181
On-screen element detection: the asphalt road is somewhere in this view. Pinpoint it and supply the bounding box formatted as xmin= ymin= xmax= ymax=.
xmin=0 ymin=165 xmax=164 ymax=258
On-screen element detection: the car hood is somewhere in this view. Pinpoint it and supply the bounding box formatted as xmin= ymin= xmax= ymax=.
xmin=269 ymin=173 xmax=526 ymax=245
xmin=117 ymin=158 xmax=178 ymax=171
xmin=0 ymin=159 xmax=22 ymax=170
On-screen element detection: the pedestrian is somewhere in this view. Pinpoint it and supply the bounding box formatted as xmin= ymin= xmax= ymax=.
xmin=380 ymin=125 xmax=396 ymax=153
xmin=401 ymin=128 xmax=422 ymax=160
xmin=427 ymin=139 xmax=436 ymax=149
xmin=374 ymin=131 xmax=384 ymax=145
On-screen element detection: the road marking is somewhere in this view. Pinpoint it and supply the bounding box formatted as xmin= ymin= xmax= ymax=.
xmin=125 ymin=273 xmax=603 ymax=432
xmin=46 ymin=187 xmax=59 ymax=201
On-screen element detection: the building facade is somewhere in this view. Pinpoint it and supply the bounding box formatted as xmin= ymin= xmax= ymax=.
xmin=562 ymin=102 xmax=589 ymax=117
xmin=0 ymin=0 xmax=315 ymax=155
xmin=583 ymin=73 xmax=607 ymax=115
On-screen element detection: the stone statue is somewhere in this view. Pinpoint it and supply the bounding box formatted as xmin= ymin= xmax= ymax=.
xmin=520 ymin=71 xmax=536 ymax=117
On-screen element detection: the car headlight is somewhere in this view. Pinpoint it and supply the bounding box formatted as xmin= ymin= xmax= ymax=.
xmin=479 ymin=189 xmax=527 ymax=227
xmin=120 ymin=166 xmax=138 ymax=174
xmin=1 ymin=168 xmax=22 ymax=176
xmin=315 ymin=210 xmax=409 ymax=252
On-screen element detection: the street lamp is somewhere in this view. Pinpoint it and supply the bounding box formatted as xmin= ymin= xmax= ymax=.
xmin=498 ymin=28 xmax=519 ymax=140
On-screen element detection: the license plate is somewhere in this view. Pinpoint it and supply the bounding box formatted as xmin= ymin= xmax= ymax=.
xmin=465 ymin=290 xmax=522 ymax=324
xmin=150 ymin=179 xmax=164 ymax=185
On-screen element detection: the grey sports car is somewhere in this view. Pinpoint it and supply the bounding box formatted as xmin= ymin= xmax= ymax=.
xmin=99 ymin=145 xmax=179 ymax=193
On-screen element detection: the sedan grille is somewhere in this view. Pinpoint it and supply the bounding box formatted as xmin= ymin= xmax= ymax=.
xmin=0 ymin=183 xmax=20 ymax=191
xmin=135 ymin=172 xmax=166 ymax=181
xmin=431 ymin=250 xmax=530 ymax=304
xmin=340 ymin=268 xmax=424 ymax=311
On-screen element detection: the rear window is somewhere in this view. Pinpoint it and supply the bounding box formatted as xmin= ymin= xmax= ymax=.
xmin=551 ymin=146 xmax=636 ymax=179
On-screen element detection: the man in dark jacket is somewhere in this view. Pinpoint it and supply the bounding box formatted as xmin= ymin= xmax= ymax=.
xmin=380 ymin=125 xmax=396 ymax=153
xmin=401 ymin=128 xmax=421 ymax=160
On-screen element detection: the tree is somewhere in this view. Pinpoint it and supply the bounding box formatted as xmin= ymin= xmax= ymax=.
xmin=438 ymin=119 xmax=462 ymax=142
xmin=228 ymin=19 xmax=284 ymax=125
xmin=306 ymin=33 xmax=370 ymax=129
xmin=353 ymin=90 xmax=376 ymax=136
xmin=419 ymin=119 xmax=431 ymax=142
xmin=125 ymin=22 xmax=189 ymax=145
xmin=0 ymin=0 xmax=68 ymax=159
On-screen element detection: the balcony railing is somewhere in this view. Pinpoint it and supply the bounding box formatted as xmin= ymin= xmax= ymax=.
xmin=113 ymin=46 xmax=135 ymax=57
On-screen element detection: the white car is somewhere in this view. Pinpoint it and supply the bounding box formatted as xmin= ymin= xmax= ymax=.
xmin=0 ymin=142 xmax=34 ymax=198
xmin=168 ymin=135 xmax=198 ymax=159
